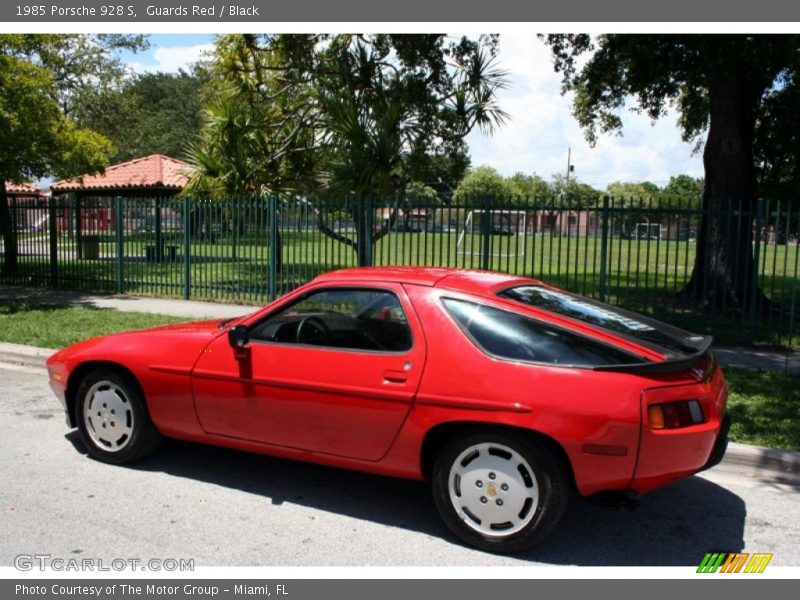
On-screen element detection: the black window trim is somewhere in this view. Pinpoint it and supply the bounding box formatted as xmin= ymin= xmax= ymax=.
xmin=246 ymin=285 xmax=415 ymax=355
xmin=440 ymin=296 xmax=645 ymax=370
xmin=493 ymin=285 xmax=714 ymax=374
xmin=495 ymin=284 xmax=712 ymax=357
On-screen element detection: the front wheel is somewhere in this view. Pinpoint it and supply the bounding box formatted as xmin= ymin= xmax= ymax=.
xmin=75 ymin=368 xmax=162 ymax=465
xmin=432 ymin=431 xmax=568 ymax=553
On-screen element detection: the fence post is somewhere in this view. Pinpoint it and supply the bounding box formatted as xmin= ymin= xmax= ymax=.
xmin=154 ymin=196 xmax=162 ymax=261
xmin=481 ymin=194 xmax=491 ymax=270
xmin=48 ymin=198 xmax=58 ymax=288
xmin=748 ymin=197 xmax=765 ymax=344
xmin=75 ymin=195 xmax=83 ymax=260
xmin=114 ymin=196 xmax=124 ymax=294
xmin=268 ymin=194 xmax=278 ymax=301
xmin=599 ymin=196 xmax=610 ymax=303
xmin=183 ymin=196 xmax=191 ymax=300
xmin=364 ymin=194 xmax=374 ymax=267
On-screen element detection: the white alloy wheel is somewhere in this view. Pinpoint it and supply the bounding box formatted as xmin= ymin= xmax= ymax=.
xmin=447 ymin=442 xmax=540 ymax=537
xmin=82 ymin=380 xmax=135 ymax=452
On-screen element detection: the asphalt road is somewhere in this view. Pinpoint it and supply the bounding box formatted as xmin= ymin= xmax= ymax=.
xmin=1 ymin=363 xmax=798 ymax=567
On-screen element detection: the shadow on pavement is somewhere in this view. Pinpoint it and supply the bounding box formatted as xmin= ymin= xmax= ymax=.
xmin=65 ymin=431 xmax=746 ymax=566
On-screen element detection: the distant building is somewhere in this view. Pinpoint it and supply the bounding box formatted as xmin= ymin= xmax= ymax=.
xmin=4 ymin=182 xmax=48 ymax=232
xmin=50 ymin=154 xmax=190 ymax=235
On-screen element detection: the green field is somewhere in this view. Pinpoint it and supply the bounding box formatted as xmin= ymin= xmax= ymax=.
xmin=5 ymin=230 xmax=800 ymax=347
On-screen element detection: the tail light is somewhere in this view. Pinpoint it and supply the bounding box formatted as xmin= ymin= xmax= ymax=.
xmin=648 ymin=400 xmax=705 ymax=430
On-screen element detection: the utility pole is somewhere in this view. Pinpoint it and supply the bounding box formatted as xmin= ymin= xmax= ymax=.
xmin=565 ymin=147 xmax=575 ymax=188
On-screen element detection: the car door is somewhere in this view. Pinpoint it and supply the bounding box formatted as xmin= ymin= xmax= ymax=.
xmin=191 ymin=283 xmax=426 ymax=461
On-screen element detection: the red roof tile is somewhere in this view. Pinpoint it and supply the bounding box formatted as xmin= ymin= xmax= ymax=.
xmin=4 ymin=182 xmax=41 ymax=194
xmin=51 ymin=154 xmax=190 ymax=192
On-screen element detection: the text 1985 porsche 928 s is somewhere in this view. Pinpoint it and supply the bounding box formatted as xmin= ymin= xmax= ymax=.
xmin=46 ymin=267 xmax=730 ymax=553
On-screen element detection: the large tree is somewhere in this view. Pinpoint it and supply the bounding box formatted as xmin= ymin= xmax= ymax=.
xmin=191 ymin=34 xmax=508 ymax=265
xmin=73 ymin=68 xmax=209 ymax=163
xmin=543 ymin=34 xmax=800 ymax=315
xmin=0 ymin=35 xmax=122 ymax=275
xmin=753 ymin=71 xmax=800 ymax=204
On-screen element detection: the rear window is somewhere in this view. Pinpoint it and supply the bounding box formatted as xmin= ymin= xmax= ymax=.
xmin=442 ymin=298 xmax=639 ymax=367
xmin=499 ymin=285 xmax=705 ymax=355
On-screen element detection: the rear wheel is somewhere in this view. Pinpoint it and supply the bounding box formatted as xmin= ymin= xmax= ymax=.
xmin=432 ymin=431 xmax=568 ymax=553
xmin=75 ymin=368 xmax=162 ymax=465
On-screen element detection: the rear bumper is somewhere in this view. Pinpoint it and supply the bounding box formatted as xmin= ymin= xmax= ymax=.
xmin=699 ymin=414 xmax=731 ymax=471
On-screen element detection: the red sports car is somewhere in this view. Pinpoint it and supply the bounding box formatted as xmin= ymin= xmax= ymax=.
xmin=46 ymin=267 xmax=730 ymax=553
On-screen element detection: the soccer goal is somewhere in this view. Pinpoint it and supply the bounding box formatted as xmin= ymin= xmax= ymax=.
xmin=455 ymin=209 xmax=528 ymax=259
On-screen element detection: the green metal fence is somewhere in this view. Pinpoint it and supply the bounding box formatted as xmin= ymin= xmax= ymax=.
xmin=1 ymin=193 xmax=798 ymax=347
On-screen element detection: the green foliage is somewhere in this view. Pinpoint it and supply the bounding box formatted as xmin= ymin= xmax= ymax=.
xmin=605 ymin=180 xmax=659 ymax=198
xmin=453 ymin=165 xmax=515 ymax=203
xmin=405 ymin=181 xmax=439 ymax=203
xmin=549 ymin=173 xmax=601 ymax=206
xmin=663 ymin=174 xmax=703 ymax=199
xmin=542 ymin=34 xmax=800 ymax=308
xmin=543 ymin=34 xmax=799 ymax=146
xmin=190 ymin=34 xmax=508 ymax=198
xmin=507 ymin=172 xmax=551 ymax=198
xmin=754 ymin=71 xmax=800 ymax=204
xmin=0 ymin=36 xmax=114 ymax=182
xmin=73 ymin=69 xmax=209 ymax=163
xmin=0 ymin=34 xmax=142 ymax=275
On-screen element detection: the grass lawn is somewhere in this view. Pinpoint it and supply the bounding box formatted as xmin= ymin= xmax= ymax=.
xmin=0 ymin=300 xmax=186 ymax=349
xmin=7 ymin=232 xmax=799 ymax=347
xmin=724 ymin=367 xmax=800 ymax=451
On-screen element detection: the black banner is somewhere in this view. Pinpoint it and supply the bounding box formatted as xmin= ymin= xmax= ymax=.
xmin=3 ymin=0 xmax=800 ymax=22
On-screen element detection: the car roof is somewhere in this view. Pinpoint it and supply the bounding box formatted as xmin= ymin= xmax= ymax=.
xmin=313 ymin=266 xmax=535 ymax=293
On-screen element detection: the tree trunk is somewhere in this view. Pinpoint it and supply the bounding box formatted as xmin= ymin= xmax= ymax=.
xmin=0 ymin=181 xmax=19 ymax=275
xmin=682 ymin=65 xmax=770 ymax=316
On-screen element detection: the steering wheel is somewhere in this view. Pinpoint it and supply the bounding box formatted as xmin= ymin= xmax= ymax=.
xmin=296 ymin=316 xmax=330 ymax=344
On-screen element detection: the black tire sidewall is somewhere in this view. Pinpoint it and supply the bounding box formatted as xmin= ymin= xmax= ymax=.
xmin=75 ymin=368 xmax=160 ymax=465
xmin=432 ymin=431 xmax=567 ymax=554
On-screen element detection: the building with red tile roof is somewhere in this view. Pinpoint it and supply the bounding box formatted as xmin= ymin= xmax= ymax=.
xmin=51 ymin=154 xmax=190 ymax=196
xmin=4 ymin=182 xmax=44 ymax=196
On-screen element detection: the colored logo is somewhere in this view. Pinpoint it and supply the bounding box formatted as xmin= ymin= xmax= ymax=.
xmin=697 ymin=552 xmax=773 ymax=573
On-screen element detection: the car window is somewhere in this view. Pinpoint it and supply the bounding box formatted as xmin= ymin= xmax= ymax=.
xmin=498 ymin=285 xmax=705 ymax=355
xmin=442 ymin=298 xmax=639 ymax=367
xmin=250 ymin=289 xmax=412 ymax=352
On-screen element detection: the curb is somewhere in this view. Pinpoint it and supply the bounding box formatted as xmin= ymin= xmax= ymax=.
xmin=723 ymin=442 xmax=800 ymax=477
xmin=0 ymin=342 xmax=55 ymax=368
xmin=2 ymin=341 xmax=798 ymax=477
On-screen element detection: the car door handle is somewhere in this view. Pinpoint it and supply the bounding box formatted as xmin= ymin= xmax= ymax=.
xmin=383 ymin=370 xmax=408 ymax=384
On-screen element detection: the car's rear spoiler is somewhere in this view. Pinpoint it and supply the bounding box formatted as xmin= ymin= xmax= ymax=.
xmin=592 ymin=335 xmax=713 ymax=375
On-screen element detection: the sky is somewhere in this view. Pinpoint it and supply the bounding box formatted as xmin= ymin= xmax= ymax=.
xmin=120 ymin=33 xmax=705 ymax=190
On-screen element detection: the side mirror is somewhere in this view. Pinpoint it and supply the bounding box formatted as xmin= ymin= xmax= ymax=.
xmin=228 ymin=325 xmax=250 ymax=356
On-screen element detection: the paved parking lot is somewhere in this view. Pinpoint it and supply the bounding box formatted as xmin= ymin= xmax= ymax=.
xmin=1 ymin=363 xmax=798 ymax=567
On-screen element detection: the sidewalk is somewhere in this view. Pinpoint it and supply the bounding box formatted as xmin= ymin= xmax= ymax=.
xmin=2 ymin=284 xmax=798 ymax=375
xmin=0 ymin=285 xmax=254 ymax=320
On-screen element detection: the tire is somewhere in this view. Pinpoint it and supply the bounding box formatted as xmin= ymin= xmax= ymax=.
xmin=432 ymin=431 xmax=568 ymax=553
xmin=75 ymin=367 xmax=162 ymax=465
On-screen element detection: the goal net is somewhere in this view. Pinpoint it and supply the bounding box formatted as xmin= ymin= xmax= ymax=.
xmin=455 ymin=209 xmax=528 ymax=259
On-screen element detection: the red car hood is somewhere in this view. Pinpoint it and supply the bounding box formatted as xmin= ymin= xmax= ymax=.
xmin=136 ymin=318 xmax=227 ymax=334
xmin=47 ymin=318 xmax=229 ymax=372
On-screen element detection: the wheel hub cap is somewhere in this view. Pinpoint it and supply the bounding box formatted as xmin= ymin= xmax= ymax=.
xmin=448 ymin=442 xmax=540 ymax=537
xmin=83 ymin=381 xmax=134 ymax=452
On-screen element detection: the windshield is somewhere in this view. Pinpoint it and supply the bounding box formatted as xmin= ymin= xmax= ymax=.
xmin=499 ymin=285 xmax=707 ymax=355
